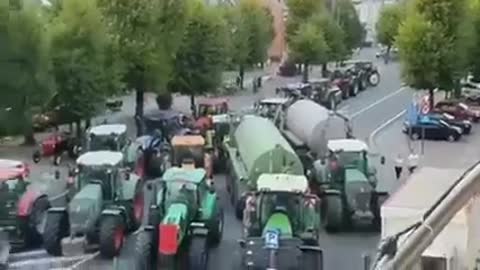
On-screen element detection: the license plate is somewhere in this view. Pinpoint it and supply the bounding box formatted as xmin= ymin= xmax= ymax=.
xmin=264 ymin=229 xmax=280 ymax=249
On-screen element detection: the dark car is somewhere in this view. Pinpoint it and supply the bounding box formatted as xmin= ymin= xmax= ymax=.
xmin=427 ymin=112 xmax=472 ymax=134
xmin=402 ymin=117 xmax=462 ymax=142
xmin=434 ymin=100 xmax=480 ymax=122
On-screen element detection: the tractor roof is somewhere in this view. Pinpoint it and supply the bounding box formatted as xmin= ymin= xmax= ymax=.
xmin=76 ymin=151 xmax=123 ymax=166
xmin=328 ymin=139 xmax=368 ymax=152
xmin=89 ymin=124 xmax=127 ymax=136
xmin=171 ymin=135 xmax=205 ymax=146
xmin=0 ymin=169 xmax=23 ymax=181
xmin=162 ymin=167 xmax=206 ymax=184
xmin=0 ymin=159 xmax=23 ymax=169
xmin=260 ymin=97 xmax=289 ymax=105
xmin=257 ymin=173 xmax=308 ymax=193
xmin=211 ymin=114 xmax=230 ymax=124
xmin=198 ymin=98 xmax=228 ymax=106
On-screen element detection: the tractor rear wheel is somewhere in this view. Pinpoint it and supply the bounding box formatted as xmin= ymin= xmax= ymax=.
xmin=322 ymin=194 xmax=343 ymax=233
xmin=99 ymin=215 xmax=125 ymax=258
xmin=209 ymin=208 xmax=224 ymax=247
xmin=43 ymin=212 xmax=67 ymax=256
xmin=300 ymin=250 xmax=323 ymax=270
xmin=188 ymin=236 xmax=209 ymax=270
xmin=25 ymin=197 xmax=50 ymax=247
xmin=134 ymin=229 xmax=156 ymax=270
xmin=131 ymin=187 xmax=145 ymax=230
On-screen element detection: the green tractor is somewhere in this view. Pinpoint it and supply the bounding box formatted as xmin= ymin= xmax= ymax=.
xmin=134 ymin=166 xmax=224 ymax=270
xmin=42 ymin=150 xmax=145 ymax=258
xmin=309 ymin=139 xmax=388 ymax=232
xmin=236 ymin=173 xmax=323 ymax=270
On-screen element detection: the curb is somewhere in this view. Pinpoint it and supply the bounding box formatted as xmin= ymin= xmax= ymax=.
xmin=368 ymin=109 xmax=406 ymax=155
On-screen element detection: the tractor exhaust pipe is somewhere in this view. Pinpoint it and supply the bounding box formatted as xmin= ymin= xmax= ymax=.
xmin=0 ymin=232 xmax=9 ymax=268
xmin=267 ymin=249 xmax=278 ymax=270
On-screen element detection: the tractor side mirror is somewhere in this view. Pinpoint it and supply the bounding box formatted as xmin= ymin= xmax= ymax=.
xmin=237 ymin=239 xmax=246 ymax=248
xmin=380 ymin=156 xmax=386 ymax=165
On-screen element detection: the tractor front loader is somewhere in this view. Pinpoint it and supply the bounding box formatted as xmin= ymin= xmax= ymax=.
xmin=134 ymin=166 xmax=224 ymax=270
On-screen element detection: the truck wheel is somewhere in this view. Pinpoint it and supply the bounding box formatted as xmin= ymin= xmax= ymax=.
xmin=350 ymin=82 xmax=359 ymax=97
xmin=322 ymin=194 xmax=343 ymax=233
xmin=209 ymin=208 xmax=224 ymax=247
xmin=25 ymin=197 xmax=50 ymax=247
xmin=300 ymin=250 xmax=323 ymax=270
xmin=368 ymin=72 xmax=380 ymax=86
xmin=134 ymin=230 xmax=156 ymax=270
xmin=43 ymin=212 xmax=67 ymax=256
xmin=188 ymin=237 xmax=209 ymax=270
xmin=99 ymin=215 xmax=125 ymax=258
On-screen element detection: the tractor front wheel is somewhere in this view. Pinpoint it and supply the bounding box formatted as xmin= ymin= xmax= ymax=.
xmin=300 ymin=250 xmax=323 ymax=270
xmin=209 ymin=208 xmax=224 ymax=247
xmin=99 ymin=216 xmax=125 ymax=258
xmin=188 ymin=236 xmax=209 ymax=270
xmin=43 ymin=212 xmax=67 ymax=256
xmin=322 ymin=194 xmax=344 ymax=233
xmin=134 ymin=229 xmax=157 ymax=270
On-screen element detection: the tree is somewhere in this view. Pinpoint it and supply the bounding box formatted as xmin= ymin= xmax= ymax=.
xmin=336 ymin=0 xmax=364 ymax=52
xmin=48 ymin=0 xmax=120 ymax=136
xmin=99 ymin=0 xmax=189 ymax=135
xmin=289 ymin=19 xmax=328 ymax=82
xmin=286 ymin=0 xmax=323 ymax=40
xmin=0 ymin=1 xmax=53 ymax=144
xmin=226 ymin=0 xmax=274 ymax=89
xmin=167 ymin=2 xmax=228 ymax=113
xmin=467 ymin=0 xmax=480 ymax=81
xmin=376 ymin=4 xmax=404 ymax=51
xmin=397 ymin=0 xmax=470 ymax=107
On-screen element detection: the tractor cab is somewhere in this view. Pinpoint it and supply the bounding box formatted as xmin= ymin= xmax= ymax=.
xmin=254 ymin=98 xmax=290 ymax=120
xmin=171 ymin=135 xmax=211 ymax=174
xmin=74 ymin=151 xmax=129 ymax=200
xmin=85 ymin=124 xmax=130 ymax=153
xmin=239 ymin=173 xmax=323 ymax=270
xmin=195 ymin=98 xmax=229 ymax=132
xmin=0 ymin=170 xmax=29 ymax=222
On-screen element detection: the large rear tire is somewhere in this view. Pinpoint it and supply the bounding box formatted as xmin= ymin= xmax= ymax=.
xmin=25 ymin=197 xmax=50 ymax=247
xmin=99 ymin=215 xmax=125 ymax=258
xmin=188 ymin=237 xmax=209 ymax=270
xmin=209 ymin=208 xmax=224 ymax=247
xmin=134 ymin=230 xmax=156 ymax=270
xmin=43 ymin=212 xmax=67 ymax=256
xmin=322 ymin=194 xmax=344 ymax=233
xmin=300 ymin=250 xmax=323 ymax=270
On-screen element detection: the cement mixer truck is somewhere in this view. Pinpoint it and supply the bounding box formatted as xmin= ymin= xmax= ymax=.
xmin=223 ymin=115 xmax=305 ymax=219
xmin=276 ymin=99 xmax=388 ymax=232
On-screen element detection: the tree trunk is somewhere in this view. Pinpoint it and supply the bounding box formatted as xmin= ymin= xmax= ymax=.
xmin=22 ymin=95 xmax=35 ymax=145
xmin=322 ymin=63 xmax=328 ymax=77
xmin=453 ymin=79 xmax=461 ymax=98
xmin=428 ymin=88 xmax=435 ymax=111
xmin=385 ymin=45 xmax=391 ymax=64
xmin=302 ymin=62 xmax=309 ymax=83
xmin=239 ymin=66 xmax=245 ymax=89
xmin=135 ymin=87 xmax=145 ymax=137
xmin=75 ymin=120 xmax=82 ymax=139
xmin=190 ymin=95 xmax=196 ymax=117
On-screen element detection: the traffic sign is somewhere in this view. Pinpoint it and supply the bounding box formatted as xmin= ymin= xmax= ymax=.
xmin=420 ymin=95 xmax=430 ymax=115
xmin=264 ymin=229 xmax=280 ymax=249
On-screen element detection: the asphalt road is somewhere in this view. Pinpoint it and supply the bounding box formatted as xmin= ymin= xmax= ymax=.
xmin=5 ymin=48 xmax=416 ymax=270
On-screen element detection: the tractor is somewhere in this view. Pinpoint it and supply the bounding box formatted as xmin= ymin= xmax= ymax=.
xmin=133 ymin=166 xmax=224 ymax=270
xmin=235 ymin=173 xmax=323 ymax=270
xmin=83 ymin=124 xmax=135 ymax=159
xmin=0 ymin=168 xmax=57 ymax=251
xmin=42 ymin=150 xmax=145 ymax=258
xmin=308 ymin=139 xmax=388 ymax=232
xmin=171 ymin=135 xmax=213 ymax=180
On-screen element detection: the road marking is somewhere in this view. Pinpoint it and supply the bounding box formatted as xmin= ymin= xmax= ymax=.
xmin=8 ymin=249 xmax=47 ymax=260
xmin=8 ymin=254 xmax=88 ymax=268
xmin=69 ymin=252 xmax=99 ymax=269
xmin=368 ymin=109 xmax=407 ymax=153
xmin=351 ymin=87 xmax=407 ymax=118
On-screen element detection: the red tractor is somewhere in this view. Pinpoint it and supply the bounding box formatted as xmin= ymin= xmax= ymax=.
xmin=194 ymin=98 xmax=229 ymax=131
xmin=32 ymin=131 xmax=80 ymax=165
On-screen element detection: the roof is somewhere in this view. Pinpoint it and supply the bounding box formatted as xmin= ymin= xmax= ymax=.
xmin=286 ymin=82 xmax=309 ymax=89
xmin=212 ymin=114 xmax=230 ymax=124
xmin=383 ymin=167 xmax=464 ymax=213
xmin=89 ymin=124 xmax=127 ymax=136
xmin=260 ymin=98 xmax=289 ymax=105
xmin=328 ymin=139 xmax=368 ymax=152
xmin=171 ymin=135 xmax=205 ymax=146
xmin=0 ymin=159 xmax=23 ymax=168
xmin=198 ymin=98 xmax=228 ymax=106
xmin=162 ymin=167 xmax=206 ymax=183
xmin=308 ymin=78 xmax=330 ymax=83
xmin=76 ymin=151 xmax=124 ymax=166
xmin=257 ymin=173 xmax=308 ymax=193
xmin=0 ymin=169 xmax=23 ymax=181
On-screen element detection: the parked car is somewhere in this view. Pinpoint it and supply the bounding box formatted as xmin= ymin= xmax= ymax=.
xmin=434 ymin=100 xmax=480 ymax=122
xmin=342 ymin=60 xmax=381 ymax=88
xmin=426 ymin=112 xmax=472 ymax=134
xmin=402 ymin=117 xmax=462 ymax=142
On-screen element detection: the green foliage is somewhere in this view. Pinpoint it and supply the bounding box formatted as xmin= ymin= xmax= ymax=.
xmin=286 ymin=0 xmax=324 ymax=41
xmin=396 ymin=13 xmax=452 ymax=90
xmin=49 ymin=0 xmax=115 ymax=120
xmin=289 ymin=19 xmax=328 ymax=65
xmin=376 ymin=4 xmax=404 ymax=47
xmin=98 ymin=0 xmax=190 ymax=93
xmin=313 ymin=13 xmax=347 ymax=62
xmin=468 ymin=0 xmax=480 ymax=80
xmin=336 ymin=0 xmax=364 ymax=50
xmin=0 ymin=0 xmax=52 ymax=136
xmin=167 ymin=2 xmax=228 ymax=97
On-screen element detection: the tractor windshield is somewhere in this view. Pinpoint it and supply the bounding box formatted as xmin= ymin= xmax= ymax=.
xmin=0 ymin=178 xmax=26 ymax=194
xmin=336 ymin=151 xmax=367 ymax=169
xmin=258 ymin=192 xmax=302 ymax=236
xmin=173 ymin=145 xmax=204 ymax=166
xmin=78 ymin=166 xmax=112 ymax=186
xmin=198 ymin=103 xmax=227 ymax=117
xmin=164 ymin=180 xmax=197 ymax=207
xmin=87 ymin=134 xmax=122 ymax=151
